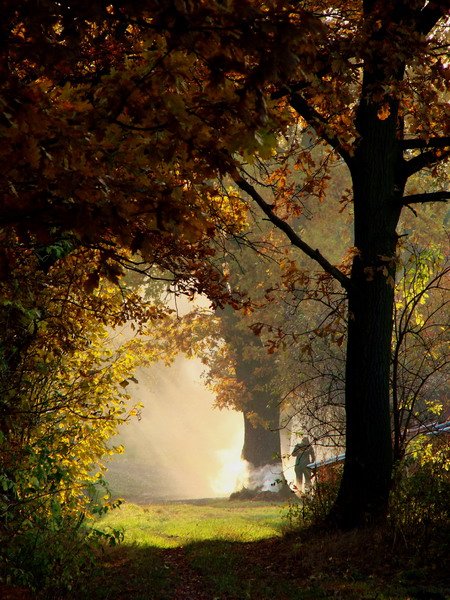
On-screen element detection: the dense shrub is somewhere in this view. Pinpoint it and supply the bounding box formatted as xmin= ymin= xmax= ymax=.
xmin=389 ymin=435 xmax=450 ymax=556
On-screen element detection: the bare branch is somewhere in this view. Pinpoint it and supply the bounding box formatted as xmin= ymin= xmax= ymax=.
xmin=400 ymin=137 xmax=450 ymax=150
xmin=234 ymin=176 xmax=352 ymax=292
xmin=402 ymin=191 xmax=450 ymax=205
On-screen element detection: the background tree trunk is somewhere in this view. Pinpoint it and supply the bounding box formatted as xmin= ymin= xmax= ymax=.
xmin=218 ymin=305 xmax=283 ymax=492
xmin=240 ymin=390 xmax=280 ymax=468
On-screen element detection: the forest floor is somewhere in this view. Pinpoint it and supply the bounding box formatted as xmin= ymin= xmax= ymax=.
xmin=69 ymin=533 xmax=450 ymax=600
xmin=3 ymin=499 xmax=450 ymax=600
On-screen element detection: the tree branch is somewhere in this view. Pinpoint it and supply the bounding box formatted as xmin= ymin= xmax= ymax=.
xmin=401 ymin=191 xmax=450 ymax=206
xmin=234 ymin=176 xmax=352 ymax=292
xmin=414 ymin=0 xmax=449 ymax=36
xmin=289 ymin=93 xmax=354 ymax=168
xmin=270 ymin=63 xmax=335 ymax=101
xmin=400 ymin=137 xmax=450 ymax=150
xmin=271 ymin=81 xmax=309 ymax=101
xmin=402 ymin=149 xmax=450 ymax=179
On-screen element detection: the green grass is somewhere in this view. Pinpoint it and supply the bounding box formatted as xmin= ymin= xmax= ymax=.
xmin=96 ymin=498 xmax=284 ymax=547
xmin=59 ymin=499 xmax=450 ymax=600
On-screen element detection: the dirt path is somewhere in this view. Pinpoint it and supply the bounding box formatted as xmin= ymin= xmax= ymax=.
xmin=160 ymin=546 xmax=211 ymax=600
xmin=4 ymin=533 xmax=450 ymax=600
xmin=76 ymin=543 xmax=217 ymax=600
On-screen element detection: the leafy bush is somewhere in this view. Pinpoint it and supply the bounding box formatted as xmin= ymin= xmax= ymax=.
xmin=284 ymin=464 xmax=343 ymax=529
xmin=0 ymin=247 xmax=148 ymax=595
xmin=0 ymin=477 xmax=124 ymax=597
xmin=389 ymin=434 xmax=450 ymax=555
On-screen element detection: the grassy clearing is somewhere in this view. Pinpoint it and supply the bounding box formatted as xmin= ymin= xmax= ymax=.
xmin=60 ymin=499 xmax=450 ymax=600
xmin=96 ymin=498 xmax=284 ymax=547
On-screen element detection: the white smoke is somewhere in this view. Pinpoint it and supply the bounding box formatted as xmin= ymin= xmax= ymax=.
xmin=235 ymin=461 xmax=284 ymax=492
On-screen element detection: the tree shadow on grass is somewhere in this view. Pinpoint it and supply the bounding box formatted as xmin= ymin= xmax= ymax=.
xmin=65 ymin=538 xmax=319 ymax=600
xmin=63 ymin=534 xmax=450 ymax=600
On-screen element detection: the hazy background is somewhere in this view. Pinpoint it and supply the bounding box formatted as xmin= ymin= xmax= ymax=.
xmin=105 ymin=355 xmax=244 ymax=502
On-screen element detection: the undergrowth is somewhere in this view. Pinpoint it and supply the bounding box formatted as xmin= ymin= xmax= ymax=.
xmin=0 ymin=482 xmax=124 ymax=598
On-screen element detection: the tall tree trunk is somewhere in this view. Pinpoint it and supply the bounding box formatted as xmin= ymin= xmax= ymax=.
xmin=217 ymin=305 xmax=282 ymax=487
xmin=331 ymin=92 xmax=403 ymax=528
xmin=240 ymin=382 xmax=280 ymax=468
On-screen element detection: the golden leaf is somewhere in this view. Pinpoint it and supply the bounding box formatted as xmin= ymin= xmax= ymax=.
xmin=377 ymin=104 xmax=391 ymax=120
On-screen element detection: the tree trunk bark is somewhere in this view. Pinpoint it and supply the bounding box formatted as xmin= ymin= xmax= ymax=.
xmin=330 ymin=93 xmax=403 ymax=528
xmin=241 ymin=393 xmax=280 ymax=468
xmin=217 ymin=305 xmax=282 ymax=487
xmin=332 ymin=260 xmax=396 ymax=527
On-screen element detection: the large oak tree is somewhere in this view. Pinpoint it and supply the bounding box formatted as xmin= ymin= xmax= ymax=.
xmin=232 ymin=0 xmax=450 ymax=527
xmin=1 ymin=1 xmax=449 ymax=529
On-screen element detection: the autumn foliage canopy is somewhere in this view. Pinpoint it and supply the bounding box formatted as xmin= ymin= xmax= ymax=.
xmin=0 ymin=2 xmax=449 ymax=587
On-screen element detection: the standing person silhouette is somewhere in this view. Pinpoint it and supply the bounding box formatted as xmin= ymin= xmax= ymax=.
xmin=292 ymin=437 xmax=315 ymax=493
